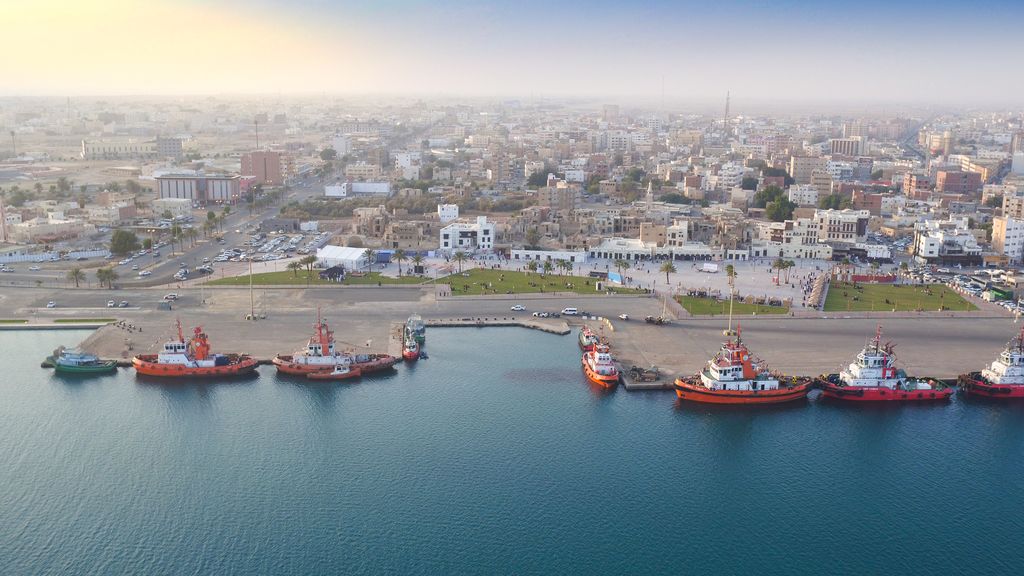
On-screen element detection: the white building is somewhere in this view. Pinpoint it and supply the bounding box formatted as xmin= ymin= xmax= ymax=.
xmin=913 ymin=217 xmax=983 ymax=264
xmin=788 ymin=185 xmax=819 ymax=206
xmin=324 ymin=182 xmax=391 ymax=197
xmin=437 ymin=204 xmax=459 ymax=223
xmin=331 ymin=135 xmax=351 ymax=156
xmin=439 ymin=216 xmax=495 ymax=252
xmin=152 ymin=198 xmax=193 ymax=219
xmin=992 ymin=216 xmax=1024 ymax=264
xmin=510 ymin=249 xmax=588 ymax=264
xmin=1013 ymin=152 xmax=1024 ymax=175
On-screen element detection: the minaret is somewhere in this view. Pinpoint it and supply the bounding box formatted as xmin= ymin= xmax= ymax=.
xmin=645 ymin=180 xmax=654 ymax=215
xmin=723 ymin=91 xmax=731 ymax=139
xmin=0 ymin=198 xmax=8 ymax=243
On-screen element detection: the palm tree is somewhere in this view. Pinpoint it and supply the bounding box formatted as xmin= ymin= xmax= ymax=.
xmin=725 ymin=264 xmax=737 ymax=334
xmin=300 ymin=255 xmax=318 ymax=275
xmin=202 ymin=220 xmax=215 ymax=238
xmin=526 ymin=260 xmax=538 ymax=273
xmin=452 ymin=250 xmax=467 ymax=273
xmin=660 ymin=261 xmax=677 ymax=285
xmin=186 ymin=227 xmax=198 ymax=248
xmin=542 ymin=260 xmax=553 ymax=275
xmin=287 ymin=261 xmax=303 ymax=278
xmin=170 ymin=224 xmax=182 ymax=254
xmin=557 ymin=259 xmax=572 ymax=276
xmin=772 ymin=257 xmax=785 ymax=277
xmin=782 ymin=260 xmax=796 ymax=283
xmin=613 ymin=258 xmax=630 ymax=280
xmin=96 ymin=267 xmax=118 ymax=289
xmin=363 ymin=249 xmax=377 ymax=272
xmin=393 ymin=249 xmax=407 ymax=277
xmin=216 ymin=214 xmax=226 ymax=233
xmin=411 ymin=254 xmax=424 ymax=275
xmin=67 ymin=267 xmax=85 ymax=288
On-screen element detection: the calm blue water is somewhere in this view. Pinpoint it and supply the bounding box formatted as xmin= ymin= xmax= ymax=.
xmin=1 ymin=328 xmax=1022 ymax=575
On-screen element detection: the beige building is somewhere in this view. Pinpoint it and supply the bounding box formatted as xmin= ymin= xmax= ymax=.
xmin=992 ymin=216 xmax=1024 ymax=264
xmin=788 ymin=156 xmax=828 ymax=185
xmin=10 ymin=215 xmax=93 ymax=243
xmin=344 ymin=162 xmax=382 ymax=180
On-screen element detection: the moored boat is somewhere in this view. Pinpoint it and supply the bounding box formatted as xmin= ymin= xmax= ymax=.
xmin=578 ymin=325 xmax=601 ymax=352
xmin=581 ymin=344 xmax=619 ymax=387
xmin=132 ymin=321 xmax=258 ymax=378
xmin=272 ymin=312 xmax=399 ymax=375
xmin=816 ymin=326 xmax=952 ymax=402
xmin=306 ymin=365 xmax=362 ymax=381
xmin=406 ymin=314 xmax=426 ymax=345
xmin=674 ymin=327 xmax=811 ymax=404
xmin=51 ymin=347 xmax=118 ymax=375
xmin=403 ymin=337 xmax=420 ymax=362
xmin=958 ymin=327 xmax=1024 ymax=398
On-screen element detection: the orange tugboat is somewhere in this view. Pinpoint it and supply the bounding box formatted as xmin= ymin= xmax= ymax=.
xmin=582 ymin=344 xmax=620 ymax=387
xmin=674 ymin=327 xmax=812 ymax=404
xmin=272 ymin=312 xmax=399 ymax=375
xmin=132 ymin=320 xmax=258 ymax=378
xmin=402 ymin=335 xmax=420 ymax=362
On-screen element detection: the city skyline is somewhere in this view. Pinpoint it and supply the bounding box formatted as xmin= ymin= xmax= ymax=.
xmin=3 ymin=0 xmax=1023 ymax=104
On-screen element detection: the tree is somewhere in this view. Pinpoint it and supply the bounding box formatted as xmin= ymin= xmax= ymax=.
xmin=393 ymin=249 xmax=407 ymax=276
xmin=299 ymin=255 xmax=318 ymax=285
xmin=762 ymin=167 xmax=794 ymax=186
xmin=752 ymin=185 xmax=785 ymax=208
xmin=57 ymin=176 xmax=70 ymax=194
xmin=67 ymin=267 xmax=85 ymax=288
xmin=109 ymin=229 xmax=141 ymax=256
xmin=526 ymin=170 xmax=549 ymax=188
xmin=613 ymin=258 xmax=630 ymax=280
xmin=346 ymin=236 xmax=364 ymax=248
xmin=411 ymin=254 xmax=424 ymax=274
xmin=985 ymin=195 xmax=1004 ymax=209
xmin=222 ymin=206 xmax=231 ymax=217
xmin=202 ymin=220 xmax=215 ymax=238
xmin=558 ymin=259 xmax=572 ymax=275
xmin=765 ymin=198 xmax=797 ymax=222
xmin=660 ymin=261 xmax=677 ymax=285
xmin=363 ymin=249 xmax=377 ymax=272
xmin=452 ymin=250 xmax=467 ymax=273
xmin=96 ymin=267 xmax=118 ymax=289
xmin=782 ymin=260 xmax=796 ymax=283
xmin=185 ymin=227 xmax=198 ymax=248
xmin=142 ymin=238 xmax=153 ymax=250
xmin=319 ymin=148 xmax=337 ymax=162
xmin=542 ymin=260 xmax=553 ymax=275
xmin=740 ymin=177 xmax=759 ymax=191
xmin=658 ymin=192 xmax=688 ymax=204
xmin=170 ymin=224 xmax=182 ymax=254
xmin=287 ymin=261 xmax=303 ymax=278
xmin=207 ymin=210 xmax=217 ymax=223
xmin=526 ymin=260 xmax=538 ymax=273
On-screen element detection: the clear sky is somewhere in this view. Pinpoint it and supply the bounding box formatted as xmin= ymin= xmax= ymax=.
xmin=2 ymin=0 xmax=1021 ymax=104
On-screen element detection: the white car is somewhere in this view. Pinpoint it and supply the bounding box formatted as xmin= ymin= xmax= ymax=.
xmin=163 ymin=293 xmax=179 ymax=301
xmin=46 ymin=301 xmax=56 ymax=308
xmin=28 ymin=266 xmax=41 ymax=271
xmin=131 ymin=264 xmax=140 ymax=270
xmin=107 ymin=300 xmax=116 ymax=307
xmin=138 ymin=270 xmax=152 ymax=277
xmin=510 ymin=304 xmax=526 ymax=311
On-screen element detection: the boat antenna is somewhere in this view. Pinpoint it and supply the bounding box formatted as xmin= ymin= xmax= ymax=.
xmin=176 ymin=318 xmax=184 ymax=343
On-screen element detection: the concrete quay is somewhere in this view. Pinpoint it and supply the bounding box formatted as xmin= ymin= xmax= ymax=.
xmin=1 ymin=283 xmax=1019 ymax=382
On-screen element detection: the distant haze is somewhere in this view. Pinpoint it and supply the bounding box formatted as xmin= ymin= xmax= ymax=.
xmin=3 ymin=0 xmax=1022 ymax=106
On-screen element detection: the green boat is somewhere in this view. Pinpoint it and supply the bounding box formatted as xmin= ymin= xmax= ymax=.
xmin=406 ymin=314 xmax=426 ymax=345
xmin=50 ymin=347 xmax=118 ymax=375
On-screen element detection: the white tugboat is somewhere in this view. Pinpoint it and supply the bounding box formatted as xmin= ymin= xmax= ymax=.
xmin=958 ymin=327 xmax=1024 ymax=398
xmin=817 ymin=326 xmax=952 ymax=402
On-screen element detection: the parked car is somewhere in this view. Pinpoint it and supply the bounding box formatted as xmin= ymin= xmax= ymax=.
xmin=46 ymin=301 xmax=56 ymax=308
xmin=107 ymin=300 xmax=116 ymax=307
xmin=163 ymin=293 xmax=179 ymax=301
xmin=28 ymin=266 xmax=41 ymax=271
xmin=510 ymin=304 xmax=526 ymax=311
xmin=560 ymin=307 xmax=579 ymax=315
xmin=119 ymin=301 xmax=130 ymax=308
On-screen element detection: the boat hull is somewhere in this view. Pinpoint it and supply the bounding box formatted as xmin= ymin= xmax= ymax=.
xmin=817 ymin=378 xmax=953 ymax=402
xmin=272 ymin=354 xmax=398 ymax=375
xmin=674 ymin=378 xmax=812 ymax=404
xmin=307 ymin=368 xmax=361 ymax=381
xmin=403 ymin=349 xmax=420 ymax=362
xmin=54 ymin=362 xmax=118 ymax=375
xmin=132 ymin=354 xmax=259 ymax=378
xmin=581 ymin=358 xmax=618 ymax=388
xmin=958 ymin=373 xmax=1024 ymax=398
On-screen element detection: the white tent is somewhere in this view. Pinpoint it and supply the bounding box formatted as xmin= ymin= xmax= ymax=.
xmin=316 ymin=245 xmax=367 ymax=270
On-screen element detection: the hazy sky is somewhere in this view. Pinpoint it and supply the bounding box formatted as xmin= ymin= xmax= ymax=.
xmin=2 ymin=0 xmax=1022 ymax=104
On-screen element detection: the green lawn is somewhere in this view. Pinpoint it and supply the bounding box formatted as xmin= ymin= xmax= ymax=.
xmin=823 ymin=281 xmax=976 ymax=312
xmin=206 ymin=270 xmax=425 ymax=286
xmin=439 ymin=268 xmax=645 ymax=296
xmin=55 ymin=318 xmax=117 ymax=323
xmin=0 ymin=319 xmax=28 ymax=324
xmin=677 ymin=296 xmax=789 ymax=316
